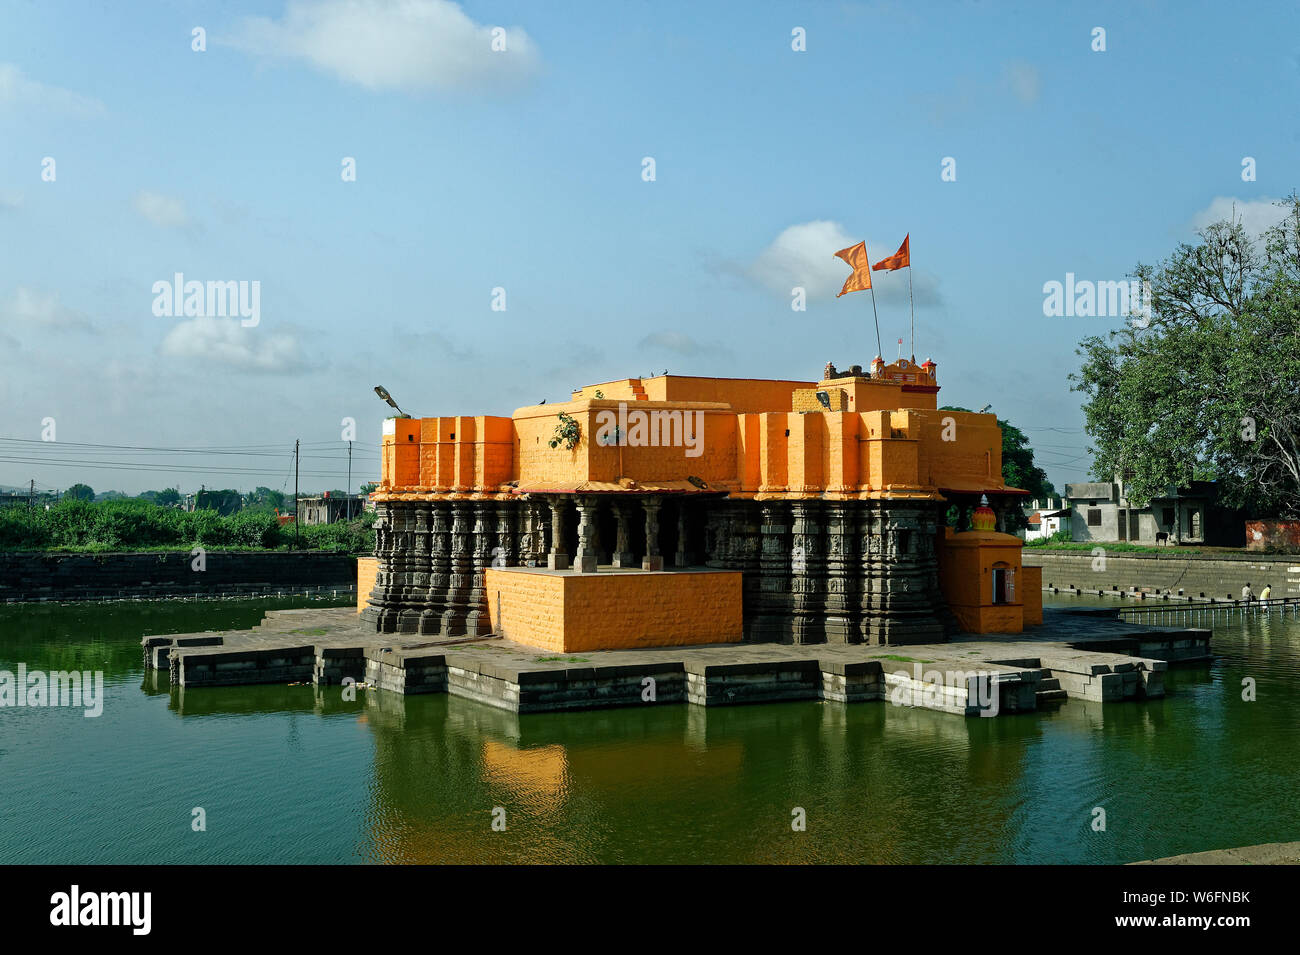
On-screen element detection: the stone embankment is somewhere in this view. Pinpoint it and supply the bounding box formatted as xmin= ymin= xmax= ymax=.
xmin=0 ymin=551 xmax=357 ymax=602
xmin=1023 ymin=551 xmax=1300 ymax=600
xmin=146 ymin=606 xmax=1211 ymax=717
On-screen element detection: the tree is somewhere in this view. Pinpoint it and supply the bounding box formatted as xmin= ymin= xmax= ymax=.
xmin=154 ymin=488 xmax=181 ymax=507
xmin=249 ymin=486 xmax=285 ymax=510
xmin=65 ymin=484 xmax=95 ymax=501
xmin=1071 ymin=195 xmax=1300 ymax=516
xmin=195 ymin=488 xmax=243 ymax=516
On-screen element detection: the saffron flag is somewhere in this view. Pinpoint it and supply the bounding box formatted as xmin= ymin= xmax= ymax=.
xmin=834 ymin=241 xmax=872 ymax=296
xmin=873 ymin=234 xmax=910 ymax=271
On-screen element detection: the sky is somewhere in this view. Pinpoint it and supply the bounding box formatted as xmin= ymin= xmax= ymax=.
xmin=2 ymin=0 xmax=1298 ymax=496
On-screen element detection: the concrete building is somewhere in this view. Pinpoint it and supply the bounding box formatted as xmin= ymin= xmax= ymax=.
xmin=297 ymin=493 xmax=365 ymax=526
xmin=1022 ymin=498 xmax=1070 ymax=541
xmin=1065 ymin=479 xmax=1236 ymax=545
xmin=361 ymin=359 xmax=1039 ymax=648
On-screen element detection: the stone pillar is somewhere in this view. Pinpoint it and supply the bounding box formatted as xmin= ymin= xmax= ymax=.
xmin=423 ymin=501 xmax=454 ymax=634
xmin=441 ymin=502 xmax=474 ymax=635
xmin=789 ymin=501 xmax=825 ymax=644
xmin=465 ymin=501 xmax=495 ymax=635
xmin=589 ymin=497 xmax=607 ymax=564
xmin=729 ymin=501 xmax=763 ymax=640
xmin=360 ymin=501 xmax=400 ymax=632
xmin=574 ymin=495 xmax=599 ymax=574
xmin=674 ymin=502 xmax=694 ymax=567
xmin=495 ymin=500 xmax=517 ymax=568
xmin=392 ymin=504 xmax=423 ymax=634
xmin=612 ymin=502 xmax=636 ymax=567
xmin=752 ymin=501 xmax=792 ymax=642
xmin=642 ymin=496 xmax=663 ymax=571
xmin=530 ymin=499 xmax=551 ymax=565
xmin=546 ymin=496 xmax=570 ymax=570
xmin=518 ymin=499 xmax=547 ymax=567
xmin=823 ymin=501 xmax=856 ymax=643
xmin=704 ymin=504 xmax=726 ymax=569
xmin=858 ymin=501 xmax=882 ymax=644
xmin=516 ymin=500 xmax=535 ymax=567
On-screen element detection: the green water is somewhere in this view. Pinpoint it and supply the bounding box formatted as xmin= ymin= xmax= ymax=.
xmin=1 ymin=596 xmax=1297 ymax=864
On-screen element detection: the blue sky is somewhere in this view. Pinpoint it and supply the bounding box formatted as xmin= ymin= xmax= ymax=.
xmin=2 ymin=0 xmax=1298 ymax=495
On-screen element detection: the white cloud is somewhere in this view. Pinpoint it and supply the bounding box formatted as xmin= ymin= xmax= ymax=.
xmin=1003 ymin=61 xmax=1041 ymax=105
xmin=747 ymin=221 xmax=942 ymax=306
xmin=2 ymin=286 xmax=94 ymax=331
xmin=0 ymin=62 xmax=105 ymax=113
xmin=160 ymin=317 xmax=307 ymax=373
xmin=132 ymin=191 xmax=192 ymax=229
xmin=1191 ymin=197 xmax=1292 ymax=238
xmin=637 ymin=331 xmax=728 ymax=357
xmin=224 ymin=0 xmax=540 ymax=93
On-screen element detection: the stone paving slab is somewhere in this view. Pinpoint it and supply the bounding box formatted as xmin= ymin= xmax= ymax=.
xmin=1133 ymin=841 xmax=1300 ymax=865
xmin=150 ymin=606 xmax=1209 ymax=714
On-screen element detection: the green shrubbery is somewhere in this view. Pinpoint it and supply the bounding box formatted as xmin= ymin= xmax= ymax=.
xmin=0 ymin=498 xmax=375 ymax=554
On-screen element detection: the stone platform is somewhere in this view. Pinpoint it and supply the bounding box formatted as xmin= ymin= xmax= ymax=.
xmin=143 ymin=606 xmax=1212 ymax=717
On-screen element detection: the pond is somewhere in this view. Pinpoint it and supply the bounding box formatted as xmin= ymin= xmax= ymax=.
xmin=1 ymin=595 xmax=1296 ymax=863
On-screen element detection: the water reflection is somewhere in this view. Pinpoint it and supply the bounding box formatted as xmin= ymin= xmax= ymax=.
xmin=3 ymin=594 xmax=1298 ymax=864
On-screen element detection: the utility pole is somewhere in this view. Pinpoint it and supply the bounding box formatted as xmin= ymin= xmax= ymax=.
xmin=294 ymin=439 xmax=300 ymax=550
xmin=347 ymin=439 xmax=353 ymax=520
xmin=28 ymin=479 xmax=34 ymax=509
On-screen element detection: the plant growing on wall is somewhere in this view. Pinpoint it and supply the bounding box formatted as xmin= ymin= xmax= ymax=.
xmin=549 ymin=412 xmax=581 ymax=451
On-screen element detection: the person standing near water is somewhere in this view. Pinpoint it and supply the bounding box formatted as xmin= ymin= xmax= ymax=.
xmin=1242 ymin=582 xmax=1254 ymax=601
xmin=1260 ymin=584 xmax=1272 ymax=600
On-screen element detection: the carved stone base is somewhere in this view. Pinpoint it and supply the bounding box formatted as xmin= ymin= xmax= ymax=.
xmin=362 ymin=495 xmax=955 ymax=646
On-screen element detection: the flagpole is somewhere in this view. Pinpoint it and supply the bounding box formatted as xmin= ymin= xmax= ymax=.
xmin=908 ymin=258 xmax=915 ymax=362
xmin=864 ymin=241 xmax=883 ymax=359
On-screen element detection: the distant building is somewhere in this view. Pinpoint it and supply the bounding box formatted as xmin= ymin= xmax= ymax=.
xmin=1064 ymin=479 xmax=1241 ymax=546
xmin=1021 ymin=498 xmax=1070 ymax=541
xmin=297 ymin=493 xmax=365 ymax=526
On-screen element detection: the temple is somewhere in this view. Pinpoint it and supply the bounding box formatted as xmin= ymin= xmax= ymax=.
xmin=359 ymin=357 xmax=1038 ymax=649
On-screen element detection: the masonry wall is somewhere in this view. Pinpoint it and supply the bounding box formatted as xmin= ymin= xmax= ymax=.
xmin=485 ymin=567 xmax=742 ymax=653
xmin=0 ymin=551 xmax=357 ymax=602
xmin=1024 ymin=551 xmax=1300 ymax=598
xmin=484 ymin=569 xmax=566 ymax=651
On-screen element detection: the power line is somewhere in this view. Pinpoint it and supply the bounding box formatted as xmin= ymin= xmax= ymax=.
xmin=0 ymin=441 xmax=375 ymax=460
xmin=0 ymin=455 xmax=376 ymax=479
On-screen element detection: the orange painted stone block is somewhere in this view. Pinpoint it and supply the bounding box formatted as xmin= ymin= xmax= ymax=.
xmin=1021 ymin=565 xmax=1043 ymax=626
xmin=485 ymin=567 xmax=743 ymax=653
xmin=357 ymin=556 xmax=378 ymax=614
